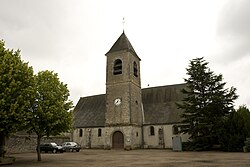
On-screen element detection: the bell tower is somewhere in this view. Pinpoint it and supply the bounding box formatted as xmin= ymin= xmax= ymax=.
xmin=105 ymin=31 xmax=143 ymax=126
xmin=104 ymin=31 xmax=143 ymax=149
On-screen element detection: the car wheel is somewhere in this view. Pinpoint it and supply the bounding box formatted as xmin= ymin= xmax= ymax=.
xmin=69 ymin=148 xmax=73 ymax=152
xmin=52 ymin=149 xmax=57 ymax=153
xmin=76 ymin=149 xmax=80 ymax=152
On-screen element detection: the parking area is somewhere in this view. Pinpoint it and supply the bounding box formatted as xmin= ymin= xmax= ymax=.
xmin=9 ymin=149 xmax=250 ymax=167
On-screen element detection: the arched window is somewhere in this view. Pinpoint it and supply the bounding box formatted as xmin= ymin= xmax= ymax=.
xmin=150 ymin=126 xmax=155 ymax=136
xmin=98 ymin=128 xmax=102 ymax=137
xmin=79 ymin=129 xmax=83 ymax=137
xmin=133 ymin=61 xmax=138 ymax=77
xmin=113 ymin=59 xmax=122 ymax=75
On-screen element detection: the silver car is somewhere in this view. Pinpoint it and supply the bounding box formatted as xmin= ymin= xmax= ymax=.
xmin=62 ymin=142 xmax=81 ymax=152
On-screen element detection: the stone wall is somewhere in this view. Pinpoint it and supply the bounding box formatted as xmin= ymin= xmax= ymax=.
xmin=5 ymin=135 xmax=70 ymax=154
xmin=143 ymin=124 xmax=189 ymax=149
xmin=73 ymin=125 xmax=190 ymax=150
xmin=73 ymin=126 xmax=142 ymax=150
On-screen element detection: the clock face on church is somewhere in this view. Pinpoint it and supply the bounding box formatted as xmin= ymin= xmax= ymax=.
xmin=114 ymin=98 xmax=121 ymax=106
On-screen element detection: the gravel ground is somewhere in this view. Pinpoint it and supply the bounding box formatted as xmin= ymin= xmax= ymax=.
xmin=9 ymin=149 xmax=250 ymax=167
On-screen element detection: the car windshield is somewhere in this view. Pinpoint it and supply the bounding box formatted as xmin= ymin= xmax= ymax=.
xmin=51 ymin=143 xmax=57 ymax=146
xmin=63 ymin=142 xmax=78 ymax=146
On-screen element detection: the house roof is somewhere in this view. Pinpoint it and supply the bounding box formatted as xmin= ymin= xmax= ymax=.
xmin=73 ymin=83 xmax=186 ymax=128
xmin=105 ymin=32 xmax=140 ymax=60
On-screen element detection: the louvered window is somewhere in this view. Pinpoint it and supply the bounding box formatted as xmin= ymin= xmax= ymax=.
xmin=134 ymin=61 xmax=138 ymax=77
xmin=113 ymin=59 xmax=122 ymax=75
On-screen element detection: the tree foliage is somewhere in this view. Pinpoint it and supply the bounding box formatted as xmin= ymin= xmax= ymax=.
xmin=0 ymin=40 xmax=73 ymax=160
xmin=177 ymin=57 xmax=238 ymax=150
xmin=237 ymin=105 xmax=250 ymax=137
xmin=27 ymin=70 xmax=73 ymax=161
xmin=218 ymin=106 xmax=250 ymax=152
xmin=0 ymin=40 xmax=35 ymax=157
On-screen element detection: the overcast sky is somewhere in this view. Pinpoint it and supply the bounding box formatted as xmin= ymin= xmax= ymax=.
xmin=1 ymin=0 xmax=250 ymax=108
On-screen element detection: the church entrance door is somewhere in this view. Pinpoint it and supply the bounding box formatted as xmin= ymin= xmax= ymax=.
xmin=112 ymin=131 xmax=124 ymax=149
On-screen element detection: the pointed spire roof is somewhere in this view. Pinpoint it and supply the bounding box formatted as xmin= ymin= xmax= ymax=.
xmin=106 ymin=32 xmax=140 ymax=59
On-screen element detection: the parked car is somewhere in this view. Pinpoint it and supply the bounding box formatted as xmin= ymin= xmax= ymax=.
xmin=37 ymin=142 xmax=64 ymax=153
xmin=62 ymin=142 xmax=81 ymax=152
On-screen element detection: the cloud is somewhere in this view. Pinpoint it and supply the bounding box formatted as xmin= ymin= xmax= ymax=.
xmin=216 ymin=0 xmax=250 ymax=62
xmin=0 ymin=0 xmax=249 ymax=108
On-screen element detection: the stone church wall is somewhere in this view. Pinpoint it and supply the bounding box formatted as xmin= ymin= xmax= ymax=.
xmin=73 ymin=129 xmax=82 ymax=147
xmin=143 ymin=124 xmax=189 ymax=149
xmin=73 ymin=128 xmax=105 ymax=149
xmin=73 ymin=125 xmax=189 ymax=150
xmin=73 ymin=126 xmax=142 ymax=150
xmin=90 ymin=128 xmax=105 ymax=149
xmin=104 ymin=126 xmax=141 ymax=150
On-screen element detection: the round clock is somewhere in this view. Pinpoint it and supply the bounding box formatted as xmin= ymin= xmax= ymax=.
xmin=114 ymin=98 xmax=121 ymax=106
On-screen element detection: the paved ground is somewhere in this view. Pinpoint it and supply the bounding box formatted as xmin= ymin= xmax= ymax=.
xmin=8 ymin=149 xmax=250 ymax=167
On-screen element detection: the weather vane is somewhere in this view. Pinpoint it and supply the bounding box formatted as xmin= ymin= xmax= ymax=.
xmin=123 ymin=17 xmax=125 ymax=32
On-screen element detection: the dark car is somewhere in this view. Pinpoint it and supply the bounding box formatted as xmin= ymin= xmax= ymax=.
xmin=61 ymin=142 xmax=81 ymax=152
xmin=37 ymin=142 xmax=64 ymax=153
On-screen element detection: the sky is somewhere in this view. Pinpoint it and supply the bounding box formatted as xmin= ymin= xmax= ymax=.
xmin=0 ymin=0 xmax=250 ymax=108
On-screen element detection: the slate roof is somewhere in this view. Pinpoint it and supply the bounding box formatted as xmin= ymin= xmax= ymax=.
xmin=73 ymin=83 xmax=186 ymax=128
xmin=106 ymin=32 xmax=140 ymax=60
xmin=142 ymin=83 xmax=186 ymax=125
xmin=73 ymin=94 xmax=106 ymax=128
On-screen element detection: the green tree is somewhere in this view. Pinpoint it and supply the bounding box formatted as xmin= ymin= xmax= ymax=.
xmin=0 ymin=40 xmax=35 ymax=157
xmin=218 ymin=110 xmax=247 ymax=151
xmin=237 ymin=105 xmax=250 ymax=137
xmin=177 ymin=57 xmax=238 ymax=150
xmin=27 ymin=70 xmax=73 ymax=161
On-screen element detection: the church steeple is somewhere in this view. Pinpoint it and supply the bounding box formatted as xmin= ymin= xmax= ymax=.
xmin=106 ymin=32 xmax=140 ymax=60
xmin=105 ymin=31 xmax=143 ymax=127
xmin=103 ymin=30 xmax=144 ymax=149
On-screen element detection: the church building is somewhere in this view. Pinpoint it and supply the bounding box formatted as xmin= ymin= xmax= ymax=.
xmin=73 ymin=31 xmax=189 ymax=149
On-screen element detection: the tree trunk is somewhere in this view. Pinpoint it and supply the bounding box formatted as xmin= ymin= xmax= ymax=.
xmin=37 ymin=135 xmax=42 ymax=161
xmin=0 ymin=131 xmax=6 ymax=157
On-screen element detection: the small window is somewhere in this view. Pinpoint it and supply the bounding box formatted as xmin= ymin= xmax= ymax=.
xmin=150 ymin=126 xmax=155 ymax=136
xmin=98 ymin=128 xmax=102 ymax=137
xmin=113 ymin=59 xmax=122 ymax=75
xmin=136 ymin=132 xmax=139 ymax=137
xmin=133 ymin=61 xmax=138 ymax=77
xmin=79 ymin=129 xmax=83 ymax=137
